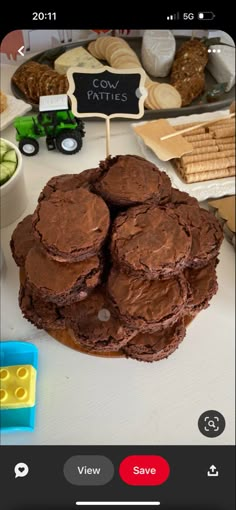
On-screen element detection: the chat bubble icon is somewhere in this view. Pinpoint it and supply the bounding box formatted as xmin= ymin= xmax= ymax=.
xmin=14 ymin=462 xmax=29 ymax=478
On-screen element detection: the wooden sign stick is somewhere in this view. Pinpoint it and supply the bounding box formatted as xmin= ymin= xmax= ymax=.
xmin=160 ymin=113 xmax=235 ymax=141
xmin=106 ymin=117 xmax=111 ymax=157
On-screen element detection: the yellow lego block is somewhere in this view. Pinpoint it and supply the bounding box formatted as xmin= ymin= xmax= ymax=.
xmin=0 ymin=365 xmax=36 ymax=409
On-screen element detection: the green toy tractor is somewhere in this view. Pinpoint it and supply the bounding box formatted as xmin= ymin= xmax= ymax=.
xmin=14 ymin=95 xmax=85 ymax=156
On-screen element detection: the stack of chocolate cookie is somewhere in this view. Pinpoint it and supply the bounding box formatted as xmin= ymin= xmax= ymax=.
xmin=11 ymin=155 xmax=223 ymax=362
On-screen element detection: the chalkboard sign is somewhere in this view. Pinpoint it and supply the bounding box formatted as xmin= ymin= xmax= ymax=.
xmin=67 ymin=66 xmax=146 ymax=120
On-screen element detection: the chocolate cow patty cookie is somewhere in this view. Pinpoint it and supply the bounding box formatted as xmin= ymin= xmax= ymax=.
xmin=187 ymin=208 xmax=223 ymax=268
xmin=124 ymin=318 xmax=186 ymax=362
xmin=10 ymin=215 xmax=35 ymax=267
xmin=32 ymin=188 xmax=110 ymax=262
xmin=185 ymin=259 xmax=218 ymax=315
xmin=64 ymin=287 xmax=136 ymax=352
xmin=25 ymin=244 xmax=103 ymax=306
xmin=111 ymin=204 xmax=192 ymax=279
xmin=19 ymin=283 xmax=65 ymax=330
xmin=94 ymin=155 xmax=171 ymax=207
xmin=107 ymin=268 xmax=188 ymax=332
xmin=38 ymin=168 xmax=102 ymax=202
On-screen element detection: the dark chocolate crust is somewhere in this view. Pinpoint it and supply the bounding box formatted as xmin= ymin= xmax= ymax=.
xmin=187 ymin=208 xmax=223 ymax=268
xmin=111 ymin=204 xmax=192 ymax=279
xmin=38 ymin=168 xmax=102 ymax=202
xmin=107 ymin=268 xmax=188 ymax=332
xmin=64 ymin=287 xmax=136 ymax=352
xmin=185 ymin=259 xmax=218 ymax=314
xmin=19 ymin=283 xmax=65 ymax=330
xmin=32 ymin=188 xmax=110 ymax=262
xmin=158 ymin=171 xmax=172 ymax=205
xmin=124 ymin=318 xmax=186 ymax=362
xmin=94 ymin=155 xmax=168 ymax=207
xmin=10 ymin=215 xmax=35 ymax=267
xmin=169 ymin=188 xmax=199 ymax=208
xmin=162 ymin=204 xmax=223 ymax=268
xmin=25 ymin=245 xmax=103 ymax=306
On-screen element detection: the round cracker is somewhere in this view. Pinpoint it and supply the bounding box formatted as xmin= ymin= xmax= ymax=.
xmin=87 ymin=40 xmax=101 ymax=59
xmin=113 ymin=53 xmax=141 ymax=67
xmin=116 ymin=61 xmax=142 ymax=69
xmin=105 ymin=38 xmax=133 ymax=62
xmin=145 ymin=87 xmax=159 ymax=110
xmin=94 ymin=36 xmax=112 ymax=59
xmin=152 ymin=83 xmax=182 ymax=109
xmin=107 ymin=36 xmax=130 ymax=48
xmin=105 ymin=42 xmax=124 ymax=62
xmin=144 ymin=96 xmax=154 ymax=109
xmin=148 ymin=83 xmax=160 ymax=109
xmin=110 ymin=47 xmax=135 ymax=66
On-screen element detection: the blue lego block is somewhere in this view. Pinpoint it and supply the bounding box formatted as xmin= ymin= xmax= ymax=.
xmin=0 ymin=342 xmax=38 ymax=432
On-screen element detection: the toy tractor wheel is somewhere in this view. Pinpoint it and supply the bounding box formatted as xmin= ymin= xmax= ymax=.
xmin=56 ymin=130 xmax=82 ymax=155
xmin=19 ymin=138 xmax=39 ymax=157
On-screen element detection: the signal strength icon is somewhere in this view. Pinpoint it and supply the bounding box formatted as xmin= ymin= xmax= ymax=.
xmin=167 ymin=12 xmax=180 ymax=20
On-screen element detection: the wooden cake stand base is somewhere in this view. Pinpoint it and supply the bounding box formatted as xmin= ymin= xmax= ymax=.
xmin=46 ymin=327 xmax=125 ymax=358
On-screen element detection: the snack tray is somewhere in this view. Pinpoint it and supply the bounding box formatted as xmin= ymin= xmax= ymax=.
xmin=11 ymin=37 xmax=235 ymax=117
xmin=133 ymin=109 xmax=235 ymax=202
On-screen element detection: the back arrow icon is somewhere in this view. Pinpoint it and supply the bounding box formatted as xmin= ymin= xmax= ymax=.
xmin=18 ymin=46 xmax=25 ymax=56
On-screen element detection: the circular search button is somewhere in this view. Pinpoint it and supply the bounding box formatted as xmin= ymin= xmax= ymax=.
xmin=198 ymin=410 xmax=226 ymax=438
xmin=119 ymin=455 xmax=170 ymax=486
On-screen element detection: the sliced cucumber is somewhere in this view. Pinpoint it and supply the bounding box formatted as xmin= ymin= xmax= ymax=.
xmin=0 ymin=139 xmax=18 ymax=186
xmin=3 ymin=149 xmax=17 ymax=164
xmin=0 ymin=161 xmax=17 ymax=186
xmin=0 ymin=163 xmax=11 ymax=184
xmin=0 ymin=139 xmax=8 ymax=151
xmin=0 ymin=146 xmax=7 ymax=160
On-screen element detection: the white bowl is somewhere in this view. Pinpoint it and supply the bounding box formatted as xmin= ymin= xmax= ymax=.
xmin=0 ymin=138 xmax=27 ymax=228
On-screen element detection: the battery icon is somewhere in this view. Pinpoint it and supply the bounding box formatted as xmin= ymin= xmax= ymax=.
xmin=198 ymin=11 xmax=215 ymax=20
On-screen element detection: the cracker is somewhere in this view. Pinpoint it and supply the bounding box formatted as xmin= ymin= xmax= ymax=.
xmin=212 ymin=127 xmax=235 ymax=139
xmin=181 ymin=149 xmax=235 ymax=165
xmin=148 ymin=84 xmax=161 ymax=109
xmin=192 ymin=139 xmax=217 ymax=148
xmin=215 ymin=137 xmax=235 ymax=145
xmin=184 ymin=132 xmax=213 ymax=142
xmin=105 ymin=38 xmax=129 ymax=62
xmin=217 ymin=143 xmax=235 ymax=152
xmin=117 ymin=61 xmax=142 ymax=69
xmin=149 ymin=83 xmax=181 ymax=109
xmin=190 ymin=145 xmax=219 ymax=156
xmin=87 ymin=40 xmax=101 ymax=59
xmin=94 ymin=36 xmax=112 ymax=59
xmin=111 ymin=48 xmax=138 ymax=67
xmin=183 ymin=156 xmax=235 ymax=174
xmin=179 ymin=167 xmax=235 ymax=183
xmin=208 ymin=118 xmax=235 ymax=128
xmin=113 ymin=54 xmax=141 ymax=68
xmin=145 ymin=93 xmax=157 ymax=110
xmin=183 ymin=127 xmax=206 ymax=136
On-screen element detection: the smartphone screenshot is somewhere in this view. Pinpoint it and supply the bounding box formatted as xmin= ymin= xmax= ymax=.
xmin=0 ymin=8 xmax=235 ymax=510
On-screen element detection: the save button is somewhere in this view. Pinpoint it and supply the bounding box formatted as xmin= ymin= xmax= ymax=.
xmin=119 ymin=455 xmax=170 ymax=486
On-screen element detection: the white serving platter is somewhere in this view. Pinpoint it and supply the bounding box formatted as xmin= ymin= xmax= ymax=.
xmin=0 ymin=94 xmax=32 ymax=131
xmin=133 ymin=109 xmax=235 ymax=202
